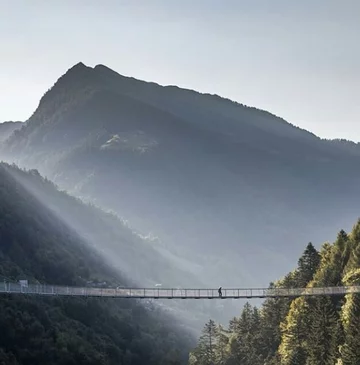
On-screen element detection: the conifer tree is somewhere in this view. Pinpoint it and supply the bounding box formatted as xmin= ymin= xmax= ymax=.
xmin=296 ymin=243 xmax=321 ymax=287
xmin=225 ymin=303 xmax=264 ymax=365
xmin=348 ymin=231 xmax=360 ymax=270
xmin=278 ymin=298 xmax=309 ymax=365
xmin=228 ymin=317 xmax=239 ymax=333
xmin=349 ymin=218 xmax=360 ymax=243
xmin=312 ymin=241 xmax=344 ymax=287
xmin=306 ymin=297 xmax=339 ymax=365
xmin=214 ymin=324 xmax=229 ymax=365
xmin=190 ymin=319 xmax=218 ymax=365
xmin=260 ymin=295 xmax=290 ymax=361
xmin=339 ymin=269 xmax=360 ymax=365
xmin=336 ymin=230 xmax=348 ymax=252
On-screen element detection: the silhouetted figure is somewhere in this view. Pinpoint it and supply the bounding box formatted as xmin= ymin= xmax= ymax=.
xmin=218 ymin=286 xmax=222 ymax=297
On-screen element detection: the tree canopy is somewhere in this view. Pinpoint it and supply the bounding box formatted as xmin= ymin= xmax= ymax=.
xmin=190 ymin=219 xmax=360 ymax=364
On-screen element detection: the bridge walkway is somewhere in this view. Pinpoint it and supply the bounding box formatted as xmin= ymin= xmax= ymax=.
xmin=1 ymin=282 xmax=359 ymax=299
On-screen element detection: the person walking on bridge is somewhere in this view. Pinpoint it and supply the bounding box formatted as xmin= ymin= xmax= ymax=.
xmin=218 ymin=287 xmax=222 ymax=297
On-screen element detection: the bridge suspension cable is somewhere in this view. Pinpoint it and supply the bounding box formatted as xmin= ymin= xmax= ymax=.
xmin=1 ymin=282 xmax=359 ymax=299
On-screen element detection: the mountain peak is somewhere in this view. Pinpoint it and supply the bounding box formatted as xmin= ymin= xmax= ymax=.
xmin=24 ymin=62 xmax=97 ymax=125
xmin=41 ymin=62 xmax=94 ymax=97
xmin=62 ymin=61 xmax=92 ymax=78
xmin=70 ymin=61 xmax=87 ymax=70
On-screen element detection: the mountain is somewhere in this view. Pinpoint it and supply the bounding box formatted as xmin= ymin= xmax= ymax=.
xmin=0 ymin=162 xmax=194 ymax=364
xmin=2 ymin=62 xmax=360 ymax=289
xmin=2 ymin=163 xmax=231 ymax=331
xmin=0 ymin=121 xmax=22 ymax=142
xmin=190 ymin=219 xmax=360 ymax=365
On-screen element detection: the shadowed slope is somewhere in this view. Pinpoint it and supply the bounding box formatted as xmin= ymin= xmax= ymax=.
xmin=0 ymin=163 xmax=194 ymax=364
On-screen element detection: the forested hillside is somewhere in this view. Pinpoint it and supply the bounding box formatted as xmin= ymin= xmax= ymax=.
xmin=3 ymin=163 xmax=200 ymax=288
xmin=2 ymin=62 xmax=360 ymax=290
xmin=1 ymin=163 xmax=230 ymax=331
xmin=190 ymin=219 xmax=360 ymax=365
xmin=0 ymin=163 xmax=194 ymax=364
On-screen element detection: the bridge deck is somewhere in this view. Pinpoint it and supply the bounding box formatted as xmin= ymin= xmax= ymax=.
xmin=1 ymin=282 xmax=360 ymax=299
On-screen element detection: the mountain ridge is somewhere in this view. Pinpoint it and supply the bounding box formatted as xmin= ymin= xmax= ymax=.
xmin=7 ymin=62 xmax=323 ymax=144
xmin=3 ymin=62 xmax=359 ymax=149
xmin=93 ymin=63 xmax=319 ymax=138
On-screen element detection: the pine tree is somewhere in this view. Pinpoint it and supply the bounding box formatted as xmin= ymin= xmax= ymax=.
xmin=330 ymin=230 xmax=350 ymax=285
xmin=296 ymin=243 xmax=321 ymax=287
xmin=228 ymin=317 xmax=239 ymax=333
xmin=190 ymin=319 xmax=218 ymax=365
xmin=306 ymin=296 xmax=339 ymax=365
xmin=214 ymin=324 xmax=229 ymax=365
xmin=339 ymin=269 xmax=360 ymax=365
xmin=348 ymin=233 xmax=360 ymax=270
xmin=349 ymin=218 xmax=360 ymax=243
xmin=260 ymin=295 xmax=291 ymax=362
xmin=227 ymin=305 xmax=252 ymax=364
xmin=336 ymin=230 xmax=348 ymax=252
xmin=312 ymin=241 xmax=345 ymax=287
xmin=278 ymin=298 xmax=309 ymax=365
xmin=249 ymin=307 xmax=263 ymax=365
xmin=228 ymin=303 xmax=263 ymax=365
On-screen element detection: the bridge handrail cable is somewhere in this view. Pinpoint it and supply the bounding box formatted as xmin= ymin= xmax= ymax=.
xmin=0 ymin=282 xmax=359 ymax=299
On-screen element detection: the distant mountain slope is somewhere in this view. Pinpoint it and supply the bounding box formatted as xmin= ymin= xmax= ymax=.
xmin=0 ymin=162 xmax=194 ymax=364
xmin=2 ymin=62 xmax=360 ymax=289
xmin=4 ymin=164 xmax=200 ymax=288
xmin=0 ymin=121 xmax=22 ymax=142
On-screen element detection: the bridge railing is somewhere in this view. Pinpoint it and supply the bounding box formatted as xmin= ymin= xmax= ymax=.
xmin=1 ymin=282 xmax=360 ymax=298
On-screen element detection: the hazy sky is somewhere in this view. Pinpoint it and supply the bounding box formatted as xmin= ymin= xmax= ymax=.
xmin=0 ymin=0 xmax=359 ymax=140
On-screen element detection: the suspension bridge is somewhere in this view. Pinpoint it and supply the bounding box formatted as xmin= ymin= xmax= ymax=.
xmin=0 ymin=282 xmax=359 ymax=299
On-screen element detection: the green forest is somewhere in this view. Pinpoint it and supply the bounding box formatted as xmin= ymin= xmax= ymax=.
xmin=190 ymin=220 xmax=360 ymax=365
xmin=0 ymin=163 xmax=194 ymax=364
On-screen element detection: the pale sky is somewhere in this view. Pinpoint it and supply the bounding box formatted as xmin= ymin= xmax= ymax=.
xmin=0 ymin=0 xmax=359 ymax=141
